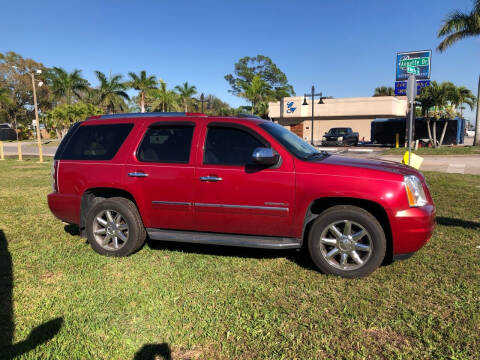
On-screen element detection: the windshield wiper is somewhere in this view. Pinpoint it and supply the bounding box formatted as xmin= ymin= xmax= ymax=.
xmin=305 ymin=151 xmax=330 ymax=160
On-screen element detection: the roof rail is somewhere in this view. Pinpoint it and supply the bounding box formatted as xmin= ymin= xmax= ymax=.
xmin=236 ymin=113 xmax=263 ymax=119
xmin=97 ymin=112 xmax=205 ymax=120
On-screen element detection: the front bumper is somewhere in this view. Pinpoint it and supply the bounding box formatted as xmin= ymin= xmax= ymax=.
xmin=391 ymin=204 xmax=436 ymax=255
xmin=322 ymin=140 xmax=343 ymax=146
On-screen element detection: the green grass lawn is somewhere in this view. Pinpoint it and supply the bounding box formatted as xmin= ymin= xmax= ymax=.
xmin=383 ymin=146 xmax=480 ymax=156
xmin=0 ymin=157 xmax=479 ymax=359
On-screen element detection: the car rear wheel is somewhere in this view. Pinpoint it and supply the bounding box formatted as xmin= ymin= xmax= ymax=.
xmin=308 ymin=205 xmax=386 ymax=278
xmin=86 ymin=197 xmax=146 ymax=256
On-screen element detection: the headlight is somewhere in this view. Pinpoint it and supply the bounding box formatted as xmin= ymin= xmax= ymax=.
xmin=404 ymin=175 xmax=427 ymax=207
xmin=322 ymin=136 xmax=327 ymax=140
xmin=338 ymin=136 xmax=343 ymax=141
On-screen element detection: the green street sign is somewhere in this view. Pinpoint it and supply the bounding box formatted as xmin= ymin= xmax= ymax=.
xmin=406 ymin=65 xmax=420 ymax=75
xmin=399 ymin=57 xmax=430 ymax=68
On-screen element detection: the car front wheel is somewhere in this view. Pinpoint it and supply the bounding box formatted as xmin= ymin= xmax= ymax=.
xmin=308 ymin=205 xmax=386 ymax=278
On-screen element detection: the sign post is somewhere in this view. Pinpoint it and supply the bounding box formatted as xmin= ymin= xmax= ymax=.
xmin=406 ymin=74 xmax=417 ymax=166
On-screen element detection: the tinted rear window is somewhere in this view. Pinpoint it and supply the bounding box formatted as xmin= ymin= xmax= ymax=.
xmin=59 ymin=123 xmax=133 ymax=160
xmin=137 ymin=125 xmax=194 ymax=163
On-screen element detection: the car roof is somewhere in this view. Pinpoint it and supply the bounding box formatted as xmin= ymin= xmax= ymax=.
xmin=85 ymin=112 xmax=269 ymax=125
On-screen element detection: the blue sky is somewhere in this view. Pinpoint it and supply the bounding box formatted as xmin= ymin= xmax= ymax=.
xmin=1 ymin=0 xmax=478 ymax=120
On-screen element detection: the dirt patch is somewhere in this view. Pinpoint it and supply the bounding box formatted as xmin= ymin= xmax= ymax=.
xmin=41 ymin=271 xmax=64 ymax=284
xmin=171 ymin=344 xmax=218 ymax=360
xmin=362 ymin=327 xmax=414 ymax=358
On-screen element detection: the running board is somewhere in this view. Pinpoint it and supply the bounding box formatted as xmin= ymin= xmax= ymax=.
xmin=146 ymin=228 xmax=302 ymax=249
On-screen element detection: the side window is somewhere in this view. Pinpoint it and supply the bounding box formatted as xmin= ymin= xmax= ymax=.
xmin=137 ymin=125 xmax=194 ymax=163
xmin=60 ymin=123 xmax=133 ymax=160
xmin=204 ymin=126 xmax=266 ymax=166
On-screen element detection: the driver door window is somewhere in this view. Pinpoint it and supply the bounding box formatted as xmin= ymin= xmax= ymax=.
xmin=204 ymin=126 xmax=266 ymax=166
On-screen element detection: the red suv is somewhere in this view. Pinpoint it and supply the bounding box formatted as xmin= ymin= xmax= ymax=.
xmin=48 ymin=112 xmax=435 ymax=277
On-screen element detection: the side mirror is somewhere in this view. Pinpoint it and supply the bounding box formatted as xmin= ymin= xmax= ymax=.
xmin=251 ymin=147 xmax=280 ymax=166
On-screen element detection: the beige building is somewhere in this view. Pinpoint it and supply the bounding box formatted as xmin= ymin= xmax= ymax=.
xmin=268 ymin=96 xmax=408 ymax=143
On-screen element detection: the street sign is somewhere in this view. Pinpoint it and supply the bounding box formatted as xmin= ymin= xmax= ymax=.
xmin=394 ymin=80 xmax=430 ymax=96
xmin=406 ymin=65 xmax=419 ymax=75
xmin=396 ymin=50 xmax=432 ymax=81
xmin=406 ymin=74 xmax=417 ymax=102
xmin=399 ymin=57 xmax=429 ymax=68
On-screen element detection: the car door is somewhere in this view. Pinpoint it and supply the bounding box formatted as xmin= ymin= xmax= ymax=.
xmin=125 ymin=120 xmax=199 ymax=230
xmin=194 ymin=121 xmax=295 ymax=237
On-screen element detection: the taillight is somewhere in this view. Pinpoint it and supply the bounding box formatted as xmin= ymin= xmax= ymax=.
xmin=51 ymin=160 xmax=59 ymax=192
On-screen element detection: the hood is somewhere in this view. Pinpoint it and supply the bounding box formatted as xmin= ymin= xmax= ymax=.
xmin=318 ymin=155 xmax=420 ymax=177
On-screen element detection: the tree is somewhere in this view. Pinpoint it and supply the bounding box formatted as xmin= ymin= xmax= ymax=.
xmin=43 ymin=102 xmax=102 ymax=138
xmin=47 ymin=67 xmax=89 ymax=105
xmin=174 ymin=82 xmax=197 ymax=112
xmin=0 ymin=51 xmax=51 ymax=129
xmin=241 ymin=75 xmax=270 ymax=114
xmin=127 ymin=70 xmax=157 ymax=113
xmin=225 ymin=55 xmax=295 ymax=103
xmin=437 ymin=0 xmax=480 ymax=52
xmin=373 ymin=86 xmax=395 ymax=96
xmin=0 ymin=87 xmax=12 ymax=106
xmin=201 ymin=94 xmax=233 ymax=116
xmin=418 ymin=82 xmax=476 ymax=147
xmin=93 ymin=71 xmax=129 ymax=114
xmin=450 ymin=86 xmax=476 ymax=118
xmin=437 ymin=1 xmax=480 ymax=145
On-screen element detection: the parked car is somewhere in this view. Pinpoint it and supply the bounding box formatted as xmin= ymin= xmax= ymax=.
xmin=0 ymin=123 xmax=17 ymax=141
xmin=322 ymin=127 xmax=359 ymax=146
xmin=48 ymin=113 xmax=435 ymax=278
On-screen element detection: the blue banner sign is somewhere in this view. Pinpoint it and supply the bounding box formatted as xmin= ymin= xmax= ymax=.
xmin=396 ymin=50 xmax=432 ymax=81
xmin=395 ymin=80 xmax=431 ymax=96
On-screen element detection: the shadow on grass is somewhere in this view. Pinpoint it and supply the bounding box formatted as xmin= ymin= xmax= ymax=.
xmin=146 ymin=239 xmax=318 ymax=271
xmin=64 ymin=224 xmax=80 ymax=236
xmin=436 ymin=217 xmax=480 ymax=230
xmin=133 ymin=343 xmax=171 ymax=360
xmin=0 ymin=230 xmax=63 ymax=359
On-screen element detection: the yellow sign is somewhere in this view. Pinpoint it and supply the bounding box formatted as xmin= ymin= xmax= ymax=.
xmin=402 ymin=151 xmax=423 ymax=169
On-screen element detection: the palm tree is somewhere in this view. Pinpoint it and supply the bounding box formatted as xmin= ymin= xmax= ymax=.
xmin=174 ymin=82 xmax=197 ymax=112
xmin=450 ymin=86 xmax=476 ymax=118
xmin=373 ymin=86 xmax=395 ymax=97
xmin=149 ymin=80 xmax=180 ymax=112
xmin=437 ymin=0 xmax=480 ymax=52
xmin=47 ymin=67 xmax=89 ymax=105
xmin=94 ymin=71 xmax=129 ymax=114
xmin=242 ymin=75 xmax=271 ymax=114
xmin=437 ymin=1 xmax=480 ymax=146
xmin=127 ymin=70 xmax=157 ymax=113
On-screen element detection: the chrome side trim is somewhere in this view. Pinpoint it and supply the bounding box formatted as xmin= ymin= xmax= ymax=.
xmin=128 ymin=172 xmax=149 ymax=177
xmin=195 ymin=203 xmax=288 ymax=211
xmin=152 ymin=201 xmax=192 ymax=206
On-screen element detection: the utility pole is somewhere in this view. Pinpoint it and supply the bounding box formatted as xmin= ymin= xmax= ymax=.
xmin=474 ymin=75 xmax=480 ymax=146
xmin=197 ymin=93 xmax=209 ymax=113
xmin=31 ymin=71 xmax=43 ymax=163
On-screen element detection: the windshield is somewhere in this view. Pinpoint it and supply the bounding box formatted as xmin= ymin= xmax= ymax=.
xmin=259 ymin=122 xmax=327 ymax=160
xmin=328 ymin=128 xmax=348 ymax=135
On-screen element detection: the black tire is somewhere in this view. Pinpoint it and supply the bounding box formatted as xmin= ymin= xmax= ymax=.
xmin=86 ymin=197 xmax=146 ymax=257
xmin=308 ymin=205 xmax=386 ymax=278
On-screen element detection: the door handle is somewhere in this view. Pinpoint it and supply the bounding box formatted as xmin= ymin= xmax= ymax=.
xmin=128 ymin=172 xmax=149 ymax=177
xmin=200 ymin=176 xmax=223 ymax=182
